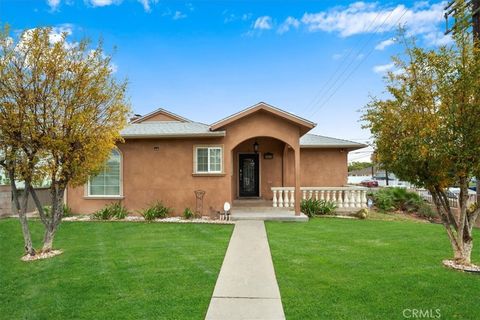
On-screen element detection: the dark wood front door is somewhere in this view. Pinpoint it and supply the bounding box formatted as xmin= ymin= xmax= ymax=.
xmin=239 ymin=154 xmax=259 ymax=197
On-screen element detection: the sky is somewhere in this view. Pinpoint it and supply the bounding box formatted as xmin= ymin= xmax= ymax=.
xmin=0 ymin=0 xmax=452 ymax=162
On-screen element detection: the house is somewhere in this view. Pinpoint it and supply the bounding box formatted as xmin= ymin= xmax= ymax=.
xmin=66 ymin=102 xmax=366 ymax=216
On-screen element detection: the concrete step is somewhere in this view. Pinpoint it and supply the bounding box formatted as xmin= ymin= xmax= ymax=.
xmin=233 ymin=199 xmax=273 ymax=207
xmin=231 ymin=211 xmax=308 ymax=222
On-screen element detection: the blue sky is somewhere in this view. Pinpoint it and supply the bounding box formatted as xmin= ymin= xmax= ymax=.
xmin=0 ymin=0 xmax=450 ymax=161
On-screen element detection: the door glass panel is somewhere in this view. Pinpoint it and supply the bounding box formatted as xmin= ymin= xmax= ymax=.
xmin=242 ymin=158 xmax=256 ymax=194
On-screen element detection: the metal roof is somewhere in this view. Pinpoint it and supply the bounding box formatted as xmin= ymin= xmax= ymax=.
xmin=121 ymin=121 xmax=225 ymax=139
xmin=300 ymin=134 xmax=367 ymax=149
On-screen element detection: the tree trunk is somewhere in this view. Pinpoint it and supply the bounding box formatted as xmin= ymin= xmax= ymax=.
xmin=41 ymin=184 xmax=65 ymax=252
xmin=41 ymin=226 xmax=55 ymax=253
xmin=10 ymin=173 xmax=35 ymax=256
xmin=454 ymin=239 xmax=473 ymax=265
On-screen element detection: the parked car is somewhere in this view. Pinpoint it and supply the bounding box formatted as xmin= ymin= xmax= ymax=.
xmin=360 ymin=179 xmax=379 ymax=188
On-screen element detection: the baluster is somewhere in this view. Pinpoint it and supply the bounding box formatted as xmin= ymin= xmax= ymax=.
xmin=361 ymin=190 xmax=367 ymax=208
xmin=314 ymin=190 xmax=319 ymax=200
xmin=356 ymin=190 xmax=362 ymax=208
xmin=349 ymin=190 xmax=355 ymax=208
xmin=325 ymin=190 xmax=330 ymax=202
xmin=273 ymin=189 xmax=278 ymax=207
xmin=290 ymin=189 xmax=295 ymax=208
xmin=338 ymin=190 xmax=344 ymax=208
xmin=331 ymin=190 xmax=337 ymax=204
xmin=302 ymin=190 xmax=307 ymax=200
xmin=344 ymin=190 xmax=350 ymax=208
xmin=278 ymin=190 xmax=284 ymax=207
xmin=308 ymin=190 xmax=313 ymax=200
xmin=320 ymin=190 xmax=325 ymax=201
xmin=284 ymin=190 xmax=290 ymax=208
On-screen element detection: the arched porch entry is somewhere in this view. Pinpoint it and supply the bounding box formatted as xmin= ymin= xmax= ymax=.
xmin=210 ymin=103 xmax=314 ymax=215
xmin=229 ymin=136 xmax=301 ymax=215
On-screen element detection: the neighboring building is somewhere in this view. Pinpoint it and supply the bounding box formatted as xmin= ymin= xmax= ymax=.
xmin=66 ymin=102 xmax=366 ymax=216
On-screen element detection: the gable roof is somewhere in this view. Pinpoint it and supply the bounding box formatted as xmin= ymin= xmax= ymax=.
xmin=121 ymin=121 xmax=225 ymax=139
xmin=300 ymin=134 xmax=367 ymax=150
xmin=210 ymin=102 xmax=316 ymax=135
xmin=131 ymin=108 xmax=192 ymax=123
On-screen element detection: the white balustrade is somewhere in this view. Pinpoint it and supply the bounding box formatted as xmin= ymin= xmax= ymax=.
xmin=271 ymin=186 xmax=369 ymax=209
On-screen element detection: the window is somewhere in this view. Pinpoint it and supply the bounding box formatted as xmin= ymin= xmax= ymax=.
xmin=195 ymin=146 xmax=223 ymax=174
xmin=88 ymin=149 xmax=122 ymax=196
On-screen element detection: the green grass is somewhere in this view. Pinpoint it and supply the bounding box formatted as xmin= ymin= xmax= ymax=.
xmin=0 ymin=219 xmax=233 ymax=320
xmin=266 ymin=218 xmax=480 ymax=320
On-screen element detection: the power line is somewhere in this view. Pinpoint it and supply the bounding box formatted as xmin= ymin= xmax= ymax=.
xmin=309 ymin=7 xmax=409 ymax=119
xmin=304 ymin=6 xmax=402 ymax=118
xmin=301 ymin=10 xmax=385 ymax=116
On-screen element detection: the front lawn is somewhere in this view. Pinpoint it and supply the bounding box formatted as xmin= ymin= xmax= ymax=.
xmin=266 ymin=218 xmax=480 ymax=320
xmin=0 ymin=219 xmax=233 ymax=319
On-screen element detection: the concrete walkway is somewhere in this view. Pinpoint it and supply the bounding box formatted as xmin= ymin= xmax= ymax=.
xmin=205 ymin=221 xmax=285 ymax=320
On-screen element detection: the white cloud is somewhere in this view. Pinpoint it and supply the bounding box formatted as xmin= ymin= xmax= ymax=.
xmin=173 ymin=11 xmax=187 ymax=20
xmin=299 ymin=1 xmax=447 ymax=46
xmin=277 ymin=17 xmax=300 ymax=34
xmin=47 ymin=0 xmax=61 ymax=11
xmin=253 ymin=16 xmax=273 ymax=30
xmin=89 ymin=0 xmax=117 ymax=7
xmin=49 ymin=24 xmax=73 ymax=43
xmin=137 ymin=0 xmax=159 ymax=12
xmin=375 ymin=38 xmax=396 ymax=50
xmin=224 ymin=12 xmax=252 ymax=23
xmin=373 ymin=62 xmax=395 ymax=74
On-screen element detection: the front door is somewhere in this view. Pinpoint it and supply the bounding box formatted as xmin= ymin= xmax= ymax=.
xmin=239 ymin=154 xmax=259 ymax=197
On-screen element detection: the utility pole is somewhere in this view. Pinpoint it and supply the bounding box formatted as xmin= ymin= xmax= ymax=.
xmin=445 ymin=0 xmax=480 ymax=202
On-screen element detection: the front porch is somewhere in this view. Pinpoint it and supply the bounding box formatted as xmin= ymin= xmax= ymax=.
xmin=231 ymin=199 xmax=308 ymax=222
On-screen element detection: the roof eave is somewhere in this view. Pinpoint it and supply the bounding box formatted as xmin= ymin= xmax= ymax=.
xmin=121 ymin=132 xmax=226 ymax=139
xmin=300 ymin=144 xmax=368 ymax=150
xmin=210 ymin=102 xmax=316 ymax=131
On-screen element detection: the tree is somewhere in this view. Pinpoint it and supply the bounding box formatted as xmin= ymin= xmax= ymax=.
xmin=348 ymin=162 xmax=373 ymax=172
xmin=0 ymin=26 xmax=130 ymax=256
xmin=363 ymin=25 xmax=480 ymax=267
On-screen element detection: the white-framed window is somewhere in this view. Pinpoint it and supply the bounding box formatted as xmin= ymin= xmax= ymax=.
xmin=87 ymin=149 xmax=122 ymax=197
xmin=195 ymin=146 xmax=223 ymax=174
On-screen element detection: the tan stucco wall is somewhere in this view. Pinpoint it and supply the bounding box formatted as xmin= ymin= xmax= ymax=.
xmin=300 ymin=148 xmax=348 ymax=187
xmin=67 ymin=137 xmax=230 ymax=216
xmin=67 ymin=110 xmax=348 ymax=215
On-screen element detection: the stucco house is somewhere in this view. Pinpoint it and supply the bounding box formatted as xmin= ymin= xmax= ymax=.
xmin=66 ymin=102 xmax=366 ymax=216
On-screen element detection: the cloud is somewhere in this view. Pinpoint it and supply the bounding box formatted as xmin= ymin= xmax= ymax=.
xmin=173 ymin=11 xmax=187 ymax=20
xmin=47 ymin=0 xmax=61 ymax=11
xmin=373 ymin=62 xmax=395 ymax=74
xmin=298 ymin=1 xmax=447 ymax=46
xmin=223 ymin=11 xmax=252 ymax=23
xmin=137 ymin=0 xmax=158 ymax=12
xmin=253 ymin=16 xmax=273 ymax=30
xmin=89 ymin=0 xmax=117 ymax=7
xmin=49 ymin=24 xmax=74 ymax=43
xmin=277 ymin=17 xmax=300 ymax=34
xmin=375 ymin=38 xmax=396 ymax=50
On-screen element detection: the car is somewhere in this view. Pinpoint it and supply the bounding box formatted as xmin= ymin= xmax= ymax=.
xmin=360 ymin=179 xmax=379 ymax=188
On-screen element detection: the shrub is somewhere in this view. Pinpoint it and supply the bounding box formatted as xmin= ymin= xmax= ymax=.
xmin=141 ymin=202 xmax=170 ymax=221
xmin=300 ymin=198 xmax=337 ymax=217
xmin=417 ymin=203 xmax=437 ymax=219
xmin=371 ymin=187 xmax=423 ymax=212
xmin=93 ymin=202 xmax=128 ymax=220
xmin=42 ymin=204 xmax=73 ymax=218
xmin=183 ymin=208 xmax=194 ymax=219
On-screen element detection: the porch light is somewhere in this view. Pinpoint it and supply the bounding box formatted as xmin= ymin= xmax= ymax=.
xmin=253 ymin=141 xmax=259 ymax=153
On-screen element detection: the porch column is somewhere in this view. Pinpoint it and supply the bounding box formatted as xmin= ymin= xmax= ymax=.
xmin=294 ymin=147 xmax=301 ymax=215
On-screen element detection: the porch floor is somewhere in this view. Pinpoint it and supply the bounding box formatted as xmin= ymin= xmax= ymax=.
xmin=231 ymin=200 xmax=308 ymax=222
